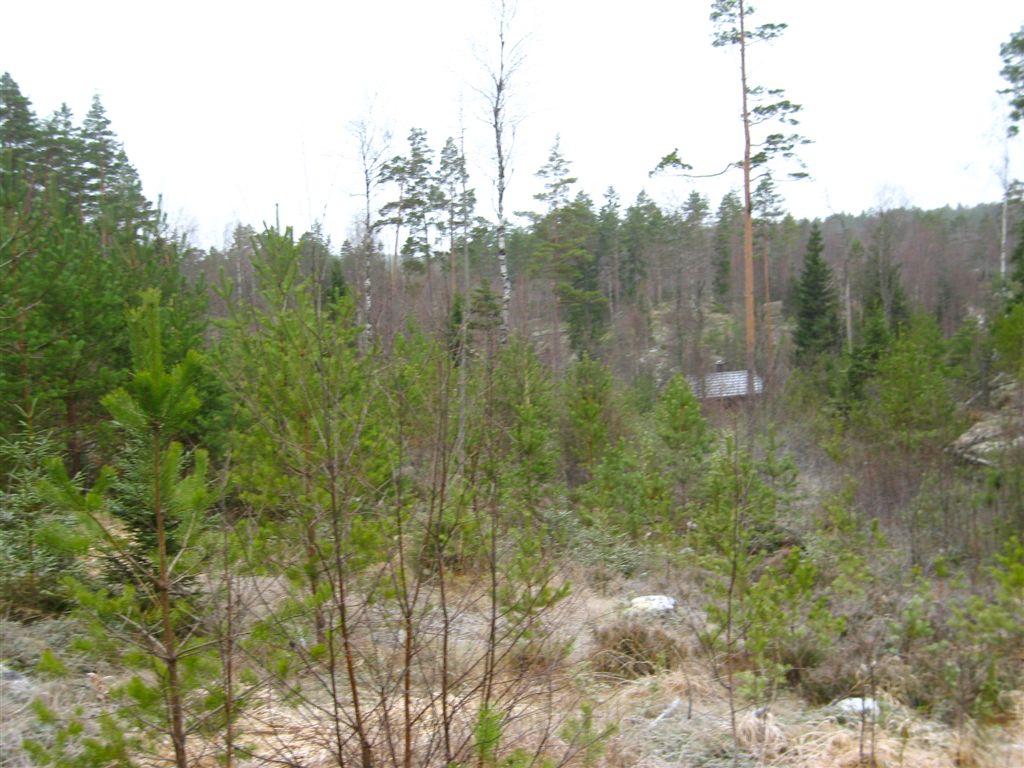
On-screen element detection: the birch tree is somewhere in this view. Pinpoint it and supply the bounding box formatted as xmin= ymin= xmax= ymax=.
xmin=351 ymin=117 xmax=390 ymax=338
xmin=479 ymin=0 xmax=523 ymax=342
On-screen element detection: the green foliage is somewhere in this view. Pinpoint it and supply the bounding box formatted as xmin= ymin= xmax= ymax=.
xmin=894 ymin=538 xmax=1024 ymax=721
xmin=992 ymin=300 xmax=1024 ymax=376
xmin=710 ymin=1 xmax=807 ymax=175
xmin=946 ymin=315 xmax=993 ymax=399
xmin=619 ymin=190 xmax=662 ymax=300
xmin=1000 ymin=25 xmax=1024 ymax=135
xmin=862 ymin=216 xmax=910 ymax=331
xmin=0 ymin=421 xmax=87 ymax=614
xmin=221 ymin=226 xmax=388 ymax=515
xmin=1 ymin=205 xmax=124 ymax=446
xmin=855 ymin=315 xmax=958 ymax=453
xmin=534 ymin=194 xmax=607 ymax=358
xmin=474 ymin=705 xmax=502 ymax=767
xmin=0 ymin=75 xmax=206 ymax=464
xmin=579 ymin=438 xmax=672 ymax=540
xmin=1 ymin=73 xmax=39 ymax=197
xmin=491 ymin=338 xmax=559 ymax=517
xmin=23 ymin=704 xmax=133 ymax=768
xmin=534 ymin=135 xmax=577 ymax=212
xmin=381 ymin=127 xmax=436 ymax=265
xmin=435 ymin=136 xmax=475 ymax=253
xmin=691 ymin=438 xmax=842 ymax=699
xmin=742 ymin=547 xmax=844 ymax=697
xmin=6 ymin=60 xmax=1024 ymax=766
xmin=793 ymin=222 xmax=841 ymax=363
xmin=41 ymin=291 xmax=224 ymax=766
xmin=574 ymin=374 xmax=709 ymax=542
xmin=499 ymin=530 xmax=571 ymax=636
xmin=1010 ymin=218 xmax=1024 ymax=302
xmin=35 ymin=649 xmax=69 ymax=678
xmin=840 ymin=305 xmax=892 ymax=405
xmin=654 ymin=374 xmax=711 ymax=468
xmin=713 ymin=191 xmax=742 ymax=303
xmin=588 ymin=451 xmax=649 ymax=536
xmin=560 ymin=702 xmax=615 ymax=767
xmin=561 ymin=355 xmax=617 ymax=485
xmin=96 ymin=292 xmax=207 ymax=555
xmin=692 ymin=439 xmax=781 ymax=606
xmin=545 ymin=508 xmax=645 ymax=577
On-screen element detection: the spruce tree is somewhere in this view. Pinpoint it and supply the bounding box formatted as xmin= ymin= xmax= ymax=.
xmin=0 ymin=72 xmax=39 ymax=200
xmin=78 ymin=95 xmax=154 ymax=239
xmin=793 ymin=222 xmax=840 ymax=363
xmin=844 ymin=306 xmax=892 ymax=403
xmin=619 ymin=190 xmax=661 ymax=300
xmin=713 ymin=191 xmax=742 ymax=304
xmin=80 ymin=95 xmax=117 ymax=218
xmin=683 ymin=190 xmax=710 ymax=226
xmin=40 ymin=103 xmax=86 ymax=208
xmin=0 ymin=422 xmax=85 ymax=613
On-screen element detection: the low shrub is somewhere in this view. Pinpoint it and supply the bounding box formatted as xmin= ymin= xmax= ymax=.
xmin=589 ymin=618 xmax=687 ymax=679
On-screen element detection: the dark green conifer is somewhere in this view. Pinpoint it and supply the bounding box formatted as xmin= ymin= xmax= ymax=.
xmin=793 ymin=222 xmax=841 ymax=363
xmin=713 ymin=191 xmax=742 ymax=303
xmin=0 ymin=73 xmax=39 ymax=198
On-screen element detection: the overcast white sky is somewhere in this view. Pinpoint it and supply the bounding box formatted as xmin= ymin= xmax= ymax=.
xmin=5 ymin=1 xmax=1023 ymax=249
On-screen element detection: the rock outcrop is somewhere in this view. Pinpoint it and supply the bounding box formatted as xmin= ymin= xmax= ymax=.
xmin=951 ymin=375 xmax=1023 ymax=467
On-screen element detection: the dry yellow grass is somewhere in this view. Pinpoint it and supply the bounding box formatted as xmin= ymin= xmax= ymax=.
xmin=5 ymin=584 xmax=1021 ymax=768
xmin=597 ymin=637 xmax=1022 ymax=768
xmin=736 ymin=709 xmax=787 ymax=760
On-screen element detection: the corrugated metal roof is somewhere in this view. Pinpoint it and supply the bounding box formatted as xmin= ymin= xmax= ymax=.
xmin=687 ymin=370 xmax=764 ymax=399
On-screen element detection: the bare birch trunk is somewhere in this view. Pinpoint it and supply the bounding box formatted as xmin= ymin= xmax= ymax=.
xmin=488 ymin=0 xmax=518 ymax=343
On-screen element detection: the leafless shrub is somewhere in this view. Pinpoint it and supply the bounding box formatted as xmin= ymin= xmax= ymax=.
xmin=590 ymin=618 xmax=688 ymax=680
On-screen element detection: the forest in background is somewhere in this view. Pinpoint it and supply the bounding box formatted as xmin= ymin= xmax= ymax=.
xmin=2 ymin=6 xmax=1024 ymax=768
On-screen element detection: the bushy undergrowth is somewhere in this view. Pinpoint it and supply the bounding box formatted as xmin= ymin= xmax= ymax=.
xmin=5 ymin=226 xmax=1024 ymax=768
xmin=590 ymin=618 xmax=688 ymax=679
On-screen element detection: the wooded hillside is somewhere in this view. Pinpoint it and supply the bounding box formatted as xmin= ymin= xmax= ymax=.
xmin=2 ymin=11 xmax=1024 ymax=768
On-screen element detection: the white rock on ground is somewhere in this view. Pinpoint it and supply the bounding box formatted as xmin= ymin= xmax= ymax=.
xmin=626 ymin=594 xmax=677 ymax=617
xmin=0 ymin=663 xmax=35 ymax=697
xmin=834 ymin=697 xmax=881 ymax=721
